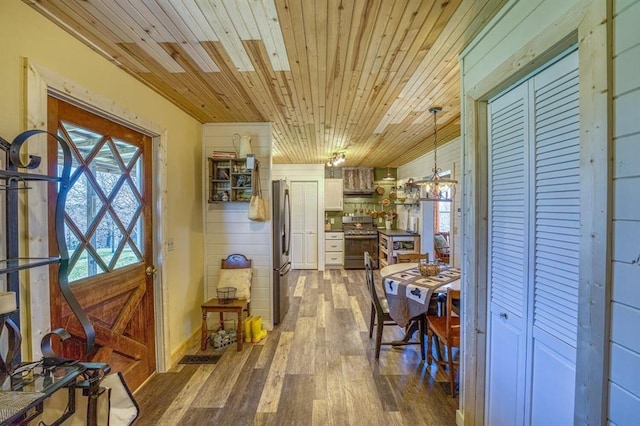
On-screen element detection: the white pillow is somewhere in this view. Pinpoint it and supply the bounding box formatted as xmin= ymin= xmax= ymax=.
xmin=218 ymin=268 xmax=252 ymax=300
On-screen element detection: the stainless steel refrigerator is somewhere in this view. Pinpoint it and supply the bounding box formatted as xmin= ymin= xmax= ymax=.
xmin=272 ymin=180 xmax=291 ymax=325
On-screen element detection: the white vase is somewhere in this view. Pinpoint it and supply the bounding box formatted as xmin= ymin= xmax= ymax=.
xmin=385 ymin=220 xmax=392 ymax=230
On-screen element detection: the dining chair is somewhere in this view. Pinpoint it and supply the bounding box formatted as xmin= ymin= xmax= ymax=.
xmin=426 ymin=288 xmax=460 ymax=396
xmin=200 ymin=254 xmax=252 ymax=351
xmin=434 ymin=232 xmax=450 ymax=264
xmin=365 ymin=252 xmax=425 ymax=360
xmin=396 ymin=252 xmax=429 ymax=263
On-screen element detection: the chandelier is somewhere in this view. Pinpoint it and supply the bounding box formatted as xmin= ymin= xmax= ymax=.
xmin=326 ymin=152 xmax=346 ymax=167
xmin=416 ymin=107 xmax=457 ymax=201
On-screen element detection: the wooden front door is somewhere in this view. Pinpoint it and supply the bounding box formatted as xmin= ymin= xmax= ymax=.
xmin=48 ymin=97 xmax=155 ymax=391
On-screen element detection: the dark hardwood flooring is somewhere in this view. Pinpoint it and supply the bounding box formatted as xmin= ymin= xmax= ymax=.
xmin=134 ymin=269 xmax=458 ymax=425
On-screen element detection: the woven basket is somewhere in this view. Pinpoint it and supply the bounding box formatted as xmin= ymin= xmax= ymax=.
xmin=216 ymin=287 xmax=237 ymax=304
xmin=419 ymin=262 xmax=440 ymax=277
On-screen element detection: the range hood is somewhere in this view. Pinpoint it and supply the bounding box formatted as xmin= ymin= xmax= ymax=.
xmin=342 ymin=167 xmax=375 ymax=195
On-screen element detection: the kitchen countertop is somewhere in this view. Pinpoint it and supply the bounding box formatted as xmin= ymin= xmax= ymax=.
xmin=377 ymin=229 xmax=419 ymax=237
xmin=325 ymin=228 xmax=343 ymax=232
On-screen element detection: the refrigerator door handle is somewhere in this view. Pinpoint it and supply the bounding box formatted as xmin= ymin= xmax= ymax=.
xmin=284 ymin=189 xmax=292 ymax=256
xmin=280 ymin=262 xmax=291 ymax=276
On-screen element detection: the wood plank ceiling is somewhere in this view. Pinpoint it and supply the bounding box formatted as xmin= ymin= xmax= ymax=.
xmin=25 ymin=0 xmax=506 ymax=167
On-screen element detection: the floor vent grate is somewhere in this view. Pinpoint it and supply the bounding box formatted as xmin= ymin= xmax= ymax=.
xmin=178 ymin=355 xmax=221 ymax=364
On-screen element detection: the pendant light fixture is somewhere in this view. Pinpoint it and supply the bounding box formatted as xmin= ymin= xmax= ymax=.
xmin=382 ymin=167 xmax=395 ymax=181
xmin=416 ymin=107 xmax=457 ymax=201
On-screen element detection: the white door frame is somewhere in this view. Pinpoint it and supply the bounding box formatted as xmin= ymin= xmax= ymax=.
xmin=460 ymin=2 xmax=610 ymax=425
xmin=25 ymin=60 xmax=170 ymax=372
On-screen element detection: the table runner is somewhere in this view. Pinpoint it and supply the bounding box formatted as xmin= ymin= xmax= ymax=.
xmin=383 ymin=267 xmax=460 ymax=327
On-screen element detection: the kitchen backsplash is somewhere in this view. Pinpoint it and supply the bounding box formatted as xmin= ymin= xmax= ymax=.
xmin=324 ymin=167 xmax=419 ymax=230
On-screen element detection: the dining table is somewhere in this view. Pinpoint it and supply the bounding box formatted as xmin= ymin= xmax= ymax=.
xmin=380 ymin=262 xmax=461 ymax=328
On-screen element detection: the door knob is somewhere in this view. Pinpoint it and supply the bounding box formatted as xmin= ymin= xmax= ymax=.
xmin=146 ymin=266 xmax=157 ymax=276
xmin=499 ymin=312 xmax=508 ymax=319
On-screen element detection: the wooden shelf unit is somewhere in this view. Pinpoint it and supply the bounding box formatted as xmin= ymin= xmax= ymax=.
xmin=208 ymin=157 xmax=254 ymax=203
xmin=378 ymin=232 xmax=421 ymax=267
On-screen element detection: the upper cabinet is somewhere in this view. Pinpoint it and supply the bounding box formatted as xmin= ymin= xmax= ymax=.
xmin=342 ymin=167 xmax=374 ymax=195
xmin=324 ymin=178 xmax=343 ymax=211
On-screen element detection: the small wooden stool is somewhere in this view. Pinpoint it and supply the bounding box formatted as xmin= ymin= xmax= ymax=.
xmin=201 ymin=298 xmax=249 ymax=351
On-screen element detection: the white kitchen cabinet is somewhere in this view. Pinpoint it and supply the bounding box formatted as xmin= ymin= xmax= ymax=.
xmin=324 ymin=231 xmax=344 ymax=268
xmin=324 ymin=178 xmax=343 ymax=211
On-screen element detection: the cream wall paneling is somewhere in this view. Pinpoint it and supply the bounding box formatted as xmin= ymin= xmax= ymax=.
xmin=290 ymin=181 xmax=319 ymax=270
xmin=398 ymin=137 xmax=461 ymax=267
xmin=610 ymin=0 xmax=640 ymax=423
xmin=203 ymin=123 xmax=273 ymax=328
xmin=271 ymin=164 xmax=326 ymax=270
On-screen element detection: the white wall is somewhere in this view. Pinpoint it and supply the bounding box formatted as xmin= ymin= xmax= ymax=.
xmin=610 ymin=0 xmax=640 ymax=423
xmin=397 ymin=137 xmax=461 ymax=266
xmin=271 ymin=164 xmax=326 ymax=270
xmin=203 ymin=124 xmax=273 ymax=327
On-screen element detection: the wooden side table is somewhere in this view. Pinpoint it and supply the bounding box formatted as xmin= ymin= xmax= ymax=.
xmin=201 ymin=298 xmax=249 ymax=351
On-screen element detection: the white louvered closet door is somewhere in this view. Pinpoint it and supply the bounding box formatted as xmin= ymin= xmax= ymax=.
xmin=486 ymin=49 xmax=579 ymax=425
xmin=486 ymin=78 xmax=530 ymax=426
xmin=529 ymin=51 xmax=580 ymax=425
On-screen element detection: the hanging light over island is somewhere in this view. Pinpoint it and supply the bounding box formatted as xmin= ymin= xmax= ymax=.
xmin=415 ymin=107 xmax=457 ymax=202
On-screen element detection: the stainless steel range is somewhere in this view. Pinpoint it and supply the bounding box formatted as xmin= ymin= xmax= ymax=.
xmin=342 ymin=216 xmax=379 ymax=269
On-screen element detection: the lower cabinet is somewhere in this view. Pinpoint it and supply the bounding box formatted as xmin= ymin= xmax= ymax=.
xmin=324 ymin=232 xmax=344 ymax=268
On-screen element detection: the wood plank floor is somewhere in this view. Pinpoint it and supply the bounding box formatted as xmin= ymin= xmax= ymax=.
xmin=134 ymin=269 xmax=458 ymax=425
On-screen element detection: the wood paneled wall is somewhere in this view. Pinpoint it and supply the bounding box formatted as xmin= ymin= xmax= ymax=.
xmin=610 ymin=0 xmax=640 ymax=422
xmin=202 ymin=123 xmax=273 ymax=326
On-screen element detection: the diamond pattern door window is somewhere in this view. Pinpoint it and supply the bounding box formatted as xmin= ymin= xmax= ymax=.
xmin=57 ymin=121 xmax=143 ymax=283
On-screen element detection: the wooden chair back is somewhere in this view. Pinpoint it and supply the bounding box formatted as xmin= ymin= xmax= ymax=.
xmin=221 ymin=254 xmax=252 ymax=269
xmin=396 ymin=252 xmax=429 ymax=263
xmin=446 ymin=288 xmax=461 ymax=347
xmin=426 ymin=286 xmax=461 ymax=395
xmin=364 ymin=252 xmax=385 ymax=315
xmin=365 ymin=250 xmax=425 ymax=360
